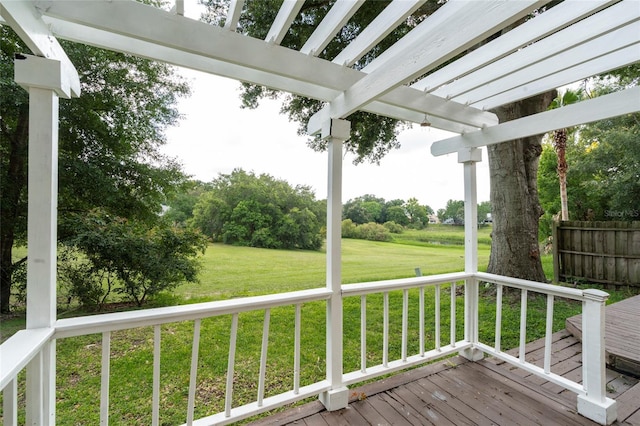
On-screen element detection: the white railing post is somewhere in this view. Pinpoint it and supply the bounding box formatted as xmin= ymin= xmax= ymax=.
xmin=458 ymin=148 xmax=483 ymax=361
xmin=319 ymin=118 xmax=350 ymax=411
xmin=577 ymin=289 xmax=617 ymax=425
xmin=15 ymin=54 xmax=71 ymax=425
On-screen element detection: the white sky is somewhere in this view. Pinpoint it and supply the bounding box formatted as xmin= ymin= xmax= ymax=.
xmin=162 ymin=68 xmax=491 ymax=212
xmin=161 ymin=3 xmax=490 ymax=212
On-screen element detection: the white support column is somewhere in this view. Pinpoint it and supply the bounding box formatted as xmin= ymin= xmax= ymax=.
xmin=319 ymin=118 xmax=350 ymax=411
xmin=458 ymin=147 xmax=483 ymax=361
xmin=578 ymin=289 xmax=617 ymax=425
xmin=15 ymin=54 xmax=64 ymax=425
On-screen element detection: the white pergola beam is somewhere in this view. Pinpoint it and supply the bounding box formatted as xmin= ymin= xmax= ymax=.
xmin=38 ymin=0 xmax=495 ymax=132
xmin=265 ymin=0 xmax=303 ymax=44
xmin=43 ymin=16 xmax=346 ymax=100
xmin=43 ymin=19 xmax=484 ymax=136
xmin=477 ymin=44 xmax=640 ymax=111
xmin=307 ymin=0 xmax=545 ymax=134
xmin=459 ymin=21 xmax=640 ymax=107
xmin=438 ymin=1 xmax=640 ymax=103
xmin=431 ymin=87 xmax=640 ymax=156
xmin=377 ymin=86 xmax=498 ymax=128
xmin=411 ymin=0 xmax=615 ymax=93
xmin=332 ymin=0 xmax=426 ymax=67
xmin=0 ymin=0 xmax=80 ymax=97
xmin=224 ymin=0 xmax=244 ymax=31
xmin=300 ymin=0 xmax=364 ymax=56
xmin=363 ymin=102 xmax=477 ymax=135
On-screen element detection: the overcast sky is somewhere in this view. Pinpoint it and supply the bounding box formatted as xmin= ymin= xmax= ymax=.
xmin=162 ymin=68 xmax=491 ymax=212
xmin=161 ymin=2 xmax=490 ymax=212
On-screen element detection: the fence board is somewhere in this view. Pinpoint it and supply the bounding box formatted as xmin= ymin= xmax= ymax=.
xmin=553 ymin=221 xmax=640 ymax=287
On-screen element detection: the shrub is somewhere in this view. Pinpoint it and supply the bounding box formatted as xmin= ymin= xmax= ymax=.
xmin=341 ymin=219 xmax=358 ymax=238
xmin=356 ymin=222 xmax=392 ymax=242
xmin=383 ymin=221 xmax=404 ymax=234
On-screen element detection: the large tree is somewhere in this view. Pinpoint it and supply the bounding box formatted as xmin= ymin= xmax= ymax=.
xmin=0 ymin=26 xmax=193 ymax=313
xmin=201 ymin=1 xmax=558 ymax=282
xmin=191 ymin=169 xmax=325 ymax=250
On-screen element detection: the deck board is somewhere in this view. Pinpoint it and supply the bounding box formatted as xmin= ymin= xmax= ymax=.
xmin=566 ymin=294 xmax=640 ymax=376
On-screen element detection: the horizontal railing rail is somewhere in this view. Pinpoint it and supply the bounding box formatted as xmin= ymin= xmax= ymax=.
xmin=55 ymin=288 xmax=332 ymax=426
xmin=1 ymin=327 xmax=55 ymax=425
xmin=0 ymin=272 xmax=615 ymax=425
xmin=54 ymin=288 xmax=331 ymax=339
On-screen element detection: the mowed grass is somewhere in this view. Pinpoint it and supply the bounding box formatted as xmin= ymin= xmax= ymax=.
xmin=176 ymin=236 xmax=490 ymax=301
xmin=11 ymin=228 xmax=637 ymax=424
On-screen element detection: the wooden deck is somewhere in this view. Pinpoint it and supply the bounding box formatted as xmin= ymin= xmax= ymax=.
xmin=250 ymin=330 xmax=640 ymax=426
xmin=566 ymin=294 xmax=640 ymax=377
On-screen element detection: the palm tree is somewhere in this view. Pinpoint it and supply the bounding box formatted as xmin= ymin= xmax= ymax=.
xmin=549 ymin=88 xmax=582 ymax=221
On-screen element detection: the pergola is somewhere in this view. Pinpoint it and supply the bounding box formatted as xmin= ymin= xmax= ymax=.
xmin=1 ymin=1 xmax=639 ymax=425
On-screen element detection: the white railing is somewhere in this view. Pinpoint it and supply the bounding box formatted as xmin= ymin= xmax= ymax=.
xmin=0 ymin=272 xmax=616 ymax=425
xmin=1 ymin=327 xmax=55 ymax=424
xmin=341 ymin=272 xmax=471 ymax=386
xmin=474 ymin=272 xmax=616 ymax=425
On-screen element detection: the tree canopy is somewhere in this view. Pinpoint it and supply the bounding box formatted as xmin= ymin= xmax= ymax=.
xmin=190 ymin=169 xmax=325 ymax=250
xmin=343 ymin=195 xmax=433 ymax=229
xmin=0 ymin=26 xmax=204 ymax=312
xmin=538 ymin=71 xmax=640 ymax=236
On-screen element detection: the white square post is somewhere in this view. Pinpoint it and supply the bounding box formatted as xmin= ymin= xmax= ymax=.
xmin=578 ymin=289 xmax=617 ymax=425
xmin=319 ymin=118 xmax=350 ymax=411
xmin=15 ymin=54 xmax=68 ymax=425
xmin=458 ymin=147 xmax=483 ymax=361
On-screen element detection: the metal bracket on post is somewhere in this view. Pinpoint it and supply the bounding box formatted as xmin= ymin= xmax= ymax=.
xmin=458 ymin=147 xmax=484 ymax=361
xmin=321 ymin=118 xmax=350 ymax=411
xmin=578 ymin=289 xmax=617 ymax=425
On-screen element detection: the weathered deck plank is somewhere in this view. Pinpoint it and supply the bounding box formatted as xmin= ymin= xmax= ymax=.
xmin=249 ymin=328 xmax=640 ymax=426
xmin=566 ymin=294 xmax=640 ymax=376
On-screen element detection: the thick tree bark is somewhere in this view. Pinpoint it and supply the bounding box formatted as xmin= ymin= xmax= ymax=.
xmin=553 ymin=128 xmax=569 ymax=220
xmin=487 ymin=91 xmax=556 ymax=282
xmin=0 ymin=107 xmax=29 ymax=313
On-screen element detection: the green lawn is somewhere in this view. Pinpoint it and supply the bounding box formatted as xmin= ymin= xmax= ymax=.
xmin=175 ymin=237 xmax=490 ymax=301
xmin=5 ymin=229 xmax=638 ymax=424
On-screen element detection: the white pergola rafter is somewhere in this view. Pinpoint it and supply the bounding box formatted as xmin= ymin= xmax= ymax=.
xmin=223 ymin=0 xmax=244 ymax=31
xmin=411 ymin=0 xmax=616 ymax=94
xmin=33 ymin=0 xmax=496 ymax=133
xmin=436 ymin=1 xmax=640 ymax=106
xmin=265 ymin=0 xmax=303 ymax=44
xmin=301 ymin=0 xmax=364 ymax=56
xmin=307 ymin=0 xmax=546 ymax=133
xmin=331 ymin=0 xmax=426 ymax=67
xmin=463 ymin=23 xmax=639 ymax=108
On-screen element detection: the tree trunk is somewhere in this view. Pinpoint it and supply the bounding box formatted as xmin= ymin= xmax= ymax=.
xmin=554 ymin=128 xmax=569 ymax=221
xmin=487 ymin=91 xmax=556 ymax=282
xmin=0 ymin=106 xmax=29 ymax=313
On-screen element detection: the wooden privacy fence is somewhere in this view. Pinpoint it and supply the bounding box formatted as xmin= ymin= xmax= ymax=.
xmin=553 ymin=221 xmax=640 ymax=286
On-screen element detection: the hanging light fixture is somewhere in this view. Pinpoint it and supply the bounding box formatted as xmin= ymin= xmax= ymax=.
xmin=420 ymin=114 xmax=431 ymax=127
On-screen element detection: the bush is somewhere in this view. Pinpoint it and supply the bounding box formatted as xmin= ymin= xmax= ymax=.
xmin=341 ymin=219 xmax=358 ymax=238
xmin=355 ymin=222 xmax=392 ymax=242
xmin=383 ymin=221 xmax=404 ymax=233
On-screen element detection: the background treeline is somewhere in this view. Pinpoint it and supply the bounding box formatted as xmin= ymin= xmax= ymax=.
xmin=174 ymin=170 xmax=493 ymax=246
